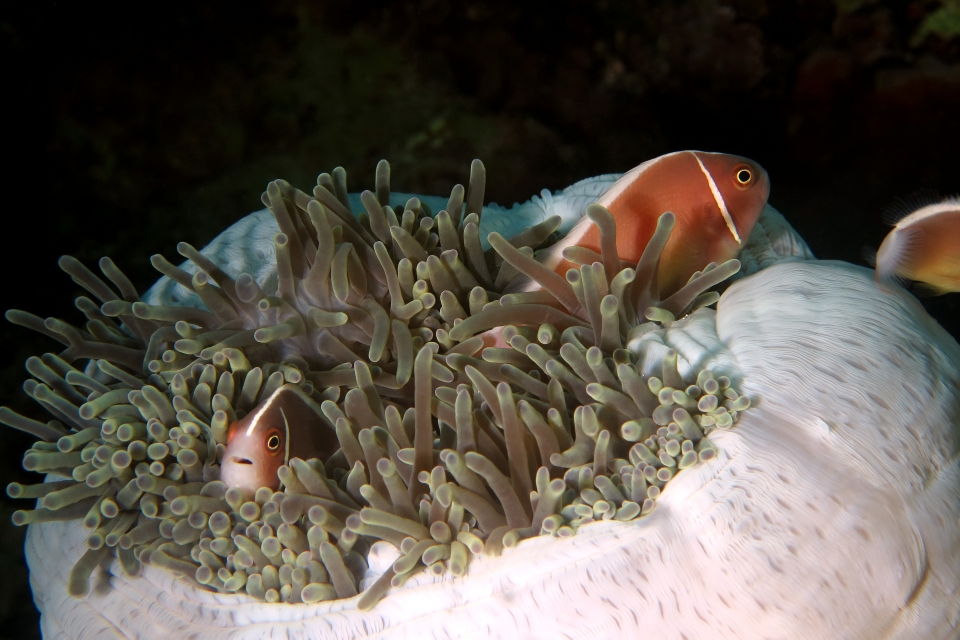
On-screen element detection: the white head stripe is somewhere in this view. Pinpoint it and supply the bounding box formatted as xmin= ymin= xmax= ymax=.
xmin=280 ymin=407 xmax=290 ymax=462
xmin=693 ymin=153 xmax=741 ymax=244
xmin=246 ymin=389 xmax=281 ymax=436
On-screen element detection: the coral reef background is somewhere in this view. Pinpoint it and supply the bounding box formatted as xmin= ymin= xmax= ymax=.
xmin=1 ymin=1 xmax=959 ymax=636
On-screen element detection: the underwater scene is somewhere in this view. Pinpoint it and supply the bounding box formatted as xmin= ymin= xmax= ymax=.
xmin=1 ymin=2 xmax=958 ymax=638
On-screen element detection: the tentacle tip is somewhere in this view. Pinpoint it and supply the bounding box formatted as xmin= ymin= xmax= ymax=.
xmin=57 ymin=255 xmax=80 ymax=271
xmin=585 ymin=203 xmax=607 ymax=214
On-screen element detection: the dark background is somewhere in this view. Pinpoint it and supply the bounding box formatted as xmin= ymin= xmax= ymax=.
xmin=1 ymin=1 xmax=958 ymax=636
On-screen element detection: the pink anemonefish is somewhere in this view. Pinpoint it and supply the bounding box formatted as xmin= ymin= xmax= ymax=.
xmin=525 ymin=150 xmax=770 ymax=298
xmin=874 ymin=197 xmax=960 ymax=295
xmin=219 ymin=384 xmax=336 ymax=493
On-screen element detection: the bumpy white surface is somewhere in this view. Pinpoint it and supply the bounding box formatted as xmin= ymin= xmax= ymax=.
xmin=27 ymin=259 xmax=960 ymax=639
xmin=733 ymin=204 xmax=816 ymax=276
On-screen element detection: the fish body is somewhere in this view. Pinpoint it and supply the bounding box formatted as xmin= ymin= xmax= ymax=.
xmin=528 ymin=150 xmax=770 ymax=297
xmin=219 ymin=384 xmax=335 ymax=493
xmin=875 ymin=198 xmax=960 ymax=294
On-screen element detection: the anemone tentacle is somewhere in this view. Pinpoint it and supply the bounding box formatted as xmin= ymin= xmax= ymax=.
xmin=3 ymin=159 xmax=748 ymax=610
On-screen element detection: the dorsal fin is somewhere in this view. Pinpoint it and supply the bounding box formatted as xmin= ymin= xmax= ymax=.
xmin=881 ymin=189 xmax=943 ymax=226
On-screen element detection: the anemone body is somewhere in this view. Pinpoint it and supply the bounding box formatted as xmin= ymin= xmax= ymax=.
xmin=8 ymin=160 xmax=958 ymax=639
xmin=24 ymin=259 xmax=960 ymax=639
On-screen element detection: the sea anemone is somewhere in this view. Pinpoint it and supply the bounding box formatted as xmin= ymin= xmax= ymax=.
xmin=6 ymin=160 xmax=959 ymax=639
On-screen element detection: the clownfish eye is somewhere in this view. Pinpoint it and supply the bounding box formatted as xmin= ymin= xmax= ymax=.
xmin=736 ymin=169 xmax=752 ymax=185
xmin=266 ymin=433 xmax=281 ymax=451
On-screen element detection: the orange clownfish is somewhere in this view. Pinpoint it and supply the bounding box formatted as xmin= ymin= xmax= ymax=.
xmin=875 ymin=197 xmax=960 ymax=295
xmin=220 ymin=384 xmax=335 ymax=493
xmin=533 ymin=150 xmax=770 ymax=297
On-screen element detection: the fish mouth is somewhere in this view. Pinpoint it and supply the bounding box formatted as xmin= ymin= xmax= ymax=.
xmin=219 ymin=457 xmax=265 ymax=493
